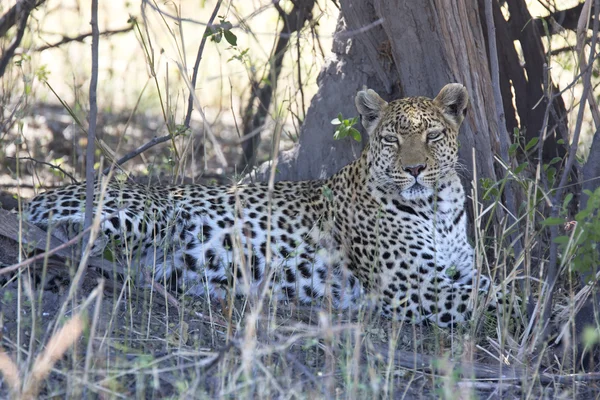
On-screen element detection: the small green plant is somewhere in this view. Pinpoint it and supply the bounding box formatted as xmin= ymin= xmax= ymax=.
xmin=582 ymin=326 xmax=600 ymax=347
xmin=331 ymin=113 xmax=361 ymax=142
xmin=554 ymin=187 xmax=600 ymax=274
xmin=204 ymin=16 xmax=237 ymax=47
xmin=480 ymin=177 xmax=500 ymax=201
xmin=228 ymin=47 xmax=250 ymax=63
xmin=321 ymin=184 xmax=333 ymax=202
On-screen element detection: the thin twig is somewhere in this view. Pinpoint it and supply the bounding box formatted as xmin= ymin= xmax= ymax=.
xmin=0 ymin=183 xmax=62 ymax=189
xmin=296 ymin=20 xmax=306 ymax=122
xmin=335 ymin=18 xmax=384 ymax=39
xmin=484 ymin=0 xmax=524 ymax=285
xmin=575 ymin=0 xmax=600 ymax=129
xmin=183 ymin=0 xmax=222 ymax=129
xmin=81 ymin=0 xmax=100 ymax=298
xmin=240 ymin=0 xmax=315 ymax=170
xmin=176 ymin=62 xmax=228 ymax=168
xmin=0 ymin=233 xmax=86 ymax=276
xmin=34 ymin=25 xmax=134 ymax=52
xmin=83 ymin=279 xmax=104 ymax=387
xmin=142 ymin=269 xmax=180 ymax=312
xmin=140 ymin=0 xmax=274 ymax=32
xmin=135 ymin=9 xmax=181 ymax=168
xmin=102 ymin=134 xmax=172 ymax=175
xmin=0 ymin=96 xmax=24 ymax=137
xmin=7 ymin=156 xmax=78 ymax=183
xmin=102 ymin=0 xmax=222 ymax=175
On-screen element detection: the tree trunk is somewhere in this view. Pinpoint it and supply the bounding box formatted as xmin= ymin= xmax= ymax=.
xmin=253 ymin=0 xmax=503 ymax=202
xmin=575 ymin=128 xmax=600 ymax=369
xmin=500 ymin=0 xmax=569 ymax=162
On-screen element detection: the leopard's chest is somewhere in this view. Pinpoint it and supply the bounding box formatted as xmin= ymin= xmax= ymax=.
xmin=343 ymin=185 xmax=469 ymax=279
xmin=386 ymin=199 xmax=463 ymax=249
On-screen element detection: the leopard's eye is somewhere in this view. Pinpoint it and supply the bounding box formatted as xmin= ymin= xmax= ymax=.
xmin=382 ymin=135 xmax=398 ymax=145
xmin=427 ymin=130 xmax=444 ymax=142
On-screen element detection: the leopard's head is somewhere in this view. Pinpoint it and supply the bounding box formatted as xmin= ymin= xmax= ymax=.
xmin=355 ymin=83 xmax=468 ymax=200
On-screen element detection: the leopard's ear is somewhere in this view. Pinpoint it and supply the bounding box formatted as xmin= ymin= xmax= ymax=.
xmin=433 ymin=83 xmax=469 ymax=127
xmin=355 ymin=88 xmax=388 ymax=133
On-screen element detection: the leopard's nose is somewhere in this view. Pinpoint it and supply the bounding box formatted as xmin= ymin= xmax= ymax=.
xmin=404 ymin=164 xmax=427 ymax=177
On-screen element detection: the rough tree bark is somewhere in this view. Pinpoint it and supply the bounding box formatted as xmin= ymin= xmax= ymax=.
xmin=254 ymin=0 xmax=503 ymax=209
xmin=575 ymin=128 xmax=600 ymax=368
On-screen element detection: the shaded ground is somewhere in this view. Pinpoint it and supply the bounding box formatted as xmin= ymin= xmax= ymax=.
xmin=0 ymin=102 xmax=291 ymax=200
xmin=3 ymin=265 xmax=595 ymax=398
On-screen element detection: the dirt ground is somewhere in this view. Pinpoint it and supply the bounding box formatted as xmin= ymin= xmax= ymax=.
xmin=0 ymin=272 xmax=532 ymax=399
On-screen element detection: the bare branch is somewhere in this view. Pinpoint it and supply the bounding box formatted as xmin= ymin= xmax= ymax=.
xmin=140 ymin=0 xmax=274 ymax=33
xmin=576 ymin=0 xmax=600 ymax=129
xmin=6 ymin=156 xmax=78 ymax=183
xmin=34 ymin=25 xmax=134 ymax=52
xmin=142 ymin=269 xmax=180 ymax=312
xmin=484 ymin=0 xmax=524 ymax=283
xmin=183 ymin=0 xmax=222 ymax=130
xmin=81 ymin=0 xmax=100 ymax=294
xmin=0 ymin=2 xmax=30 ymax=78
xmin=0 ymin=0 xmax=44 ymax=38
xmin=101 ymin=133 xmax=173 ymax=175
xmin=534 ymin=2 xmax=596 ymax=34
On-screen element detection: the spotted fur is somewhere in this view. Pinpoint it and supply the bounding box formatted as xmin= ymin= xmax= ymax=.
xmin=26 ymin=84 xmax=511 ymax=327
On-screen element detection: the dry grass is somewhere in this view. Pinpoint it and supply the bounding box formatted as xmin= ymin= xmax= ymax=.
xmin=0 ymin=298 xmax=93 ymax=399
xmin=0 ymin=350 xmax=20 ymax=394
xmin=22 ymin=315 xmax=84 ymax=399
xmin=0 ymin=182 xmax=592 ymax=398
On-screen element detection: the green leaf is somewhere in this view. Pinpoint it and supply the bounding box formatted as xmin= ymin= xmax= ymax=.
xmin=509 ymin=143 xmax=519 ymax=156
xmin=513 ymin=161 xmax=528 ymax=174
xmin=322 ymin=185 xmax=333 ymax=202
xmin=224 ymin=30 xmax=237 ymax=46
xmin=575 ymin=208 xmax=591 ymax=221
xmin=103 ymin=248 xmax=115 ymax=262
xmin=203 ymin=27 xmax=218 ymax=38
xmin=549 ymin=157 xmax=562 ymax=165
xmin=582 ymin=327 xmax=600 ymax=347
xmin=563 ymin=193 xmax=573 ymax=210
xmin=553 ymin=236 xmax=570 ymax=245
xmin=541 ymin=18 xmax=550 ymax=37
xmin=333 ymin=129 xmax=347 ymax=140
xmin=211 ymin=32 xmax=222 ymax=43
xmin=542 ymin=217 xmax=564 ymax=226
xmin=446 ymin=265 xmax=457 ymax=278
xmin=546 ymin=167 xmax=556 ymax=184
xmin=525 ymin=137 xmax=539 ymax=151
xmin=332 ymin=112 xmax=360 ymax=141
xmin=349 ymin=128 xmax=362 ymax=142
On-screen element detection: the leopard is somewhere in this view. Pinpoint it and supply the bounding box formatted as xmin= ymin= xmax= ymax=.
xmin=25 ymin=83 xmax=514 ymax=328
